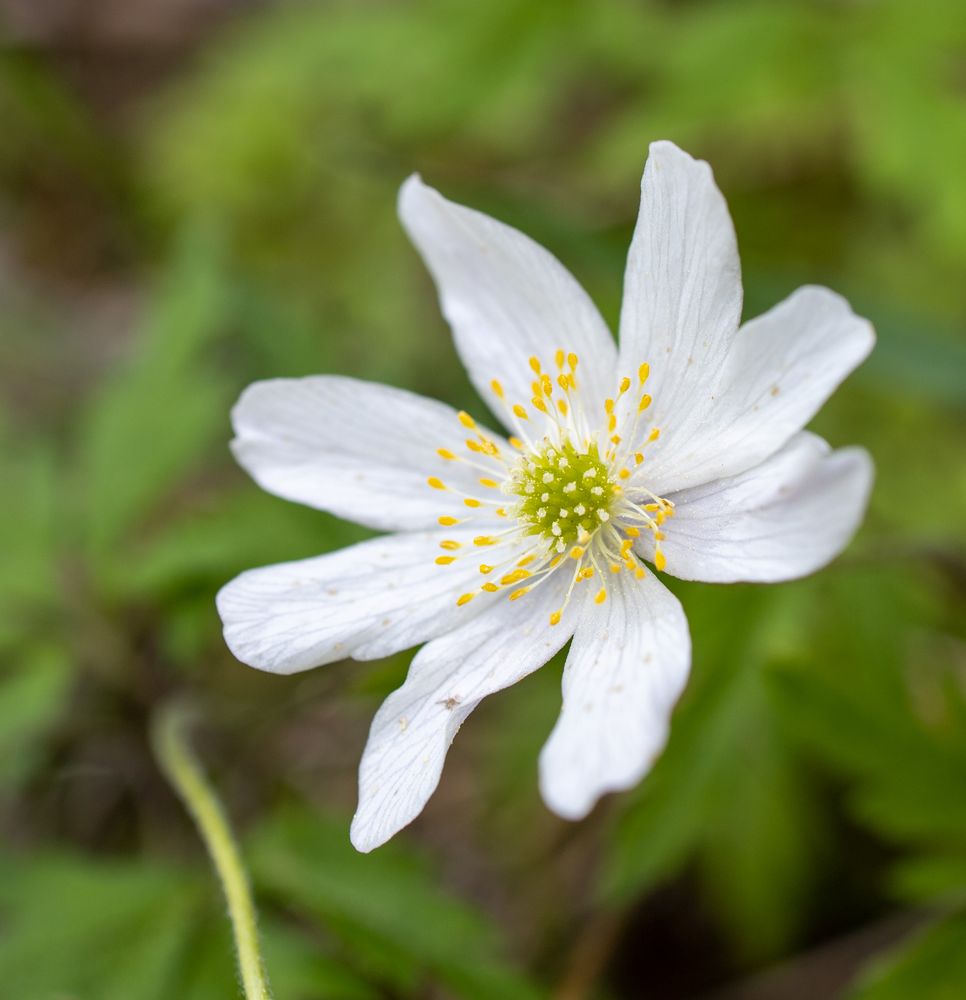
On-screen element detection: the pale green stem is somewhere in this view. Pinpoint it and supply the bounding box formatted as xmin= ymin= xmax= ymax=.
xmin=151 ymin=702 xmax=272 ymax=1000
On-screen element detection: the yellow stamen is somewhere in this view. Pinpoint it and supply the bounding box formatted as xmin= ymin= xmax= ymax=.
xmin=555 ymin=348 xmax=565 ymax=369
xmin=549 ymin=611 xmax=562 ymax=626
xmin=638 ymin=393 xmax=652 ymax=412
xmin=619 ymin=468 xmax=631 ymax=480
xmin=438 ymin=515 xmax=460 ymax=526
xmin=655 ymin=550 xmax=667 ymax=571
xmin=529 ymin=355 xmax=542 ymax=374
xmin=557 ymin=399 xmax=568 ymax=416
xmin=500 ymin=569 xmax=531 ymax=585
xmin=512 ymin=404 xmax=529 ymax=420
xmin=482 ymin=582 xmax=499 ymax=592
xmin=437 ymin=448 xmax=456 ymax=460
xmin=436 ymin=555 xmax=457 ymax=565
xmin=509 ymin=436 xmax=525 ymax=450
xmin=439 ymin=540 xmax=461 ymax=550
xmin=464 ymin=498 xmax=482 ymax=508
xmin=569 ymin=546 xmax=584 ymax=559
xmin=625 ymin=526 xmax=640 ymax=538
xmin=428 ymin=477 xmax=447 ymax=490
xmin=619 ymin=376 xmax=631 ymax=394
xmin=509 ymin=586 xmax=531 ymax=601
xmin=479 ymin=478 xmax=499 ymax=488
xmin=567 ymin=352 xmax=578 ymax=370
xmin=479 ymin=564 xmax=494 ymax=574
xmin=638 ymin=362 xmax=650 ymax=383
xmin=456 ymin=592 xmax=475 ymax=606
xmin=490 ymin=379 xmax=504 ymax=399
xmin=473 ymin=535 xmax=497 ymax=546
xmin=595 ymin=587 xmax=607 ymax=604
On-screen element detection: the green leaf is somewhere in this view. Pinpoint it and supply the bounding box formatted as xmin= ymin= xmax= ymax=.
xmin=848 ymin=914 xmax=966 ymax=1000
xmin=249 ymin=805 xmax=544 ymax=1000
xmin=75 ymin=226 xmax=231 ymax=562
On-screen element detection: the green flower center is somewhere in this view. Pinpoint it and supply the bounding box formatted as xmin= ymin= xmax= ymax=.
xmin=508 ymin=439 xmax=615 ymax=552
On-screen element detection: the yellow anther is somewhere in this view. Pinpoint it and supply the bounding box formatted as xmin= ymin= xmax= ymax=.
xmin=478 ymin=438 xmax=500 ymax=456
xmin=580 ymin=567 xmax=595 ymax=580
xmin=610 ymin=435 xmax=622 ymax=445
xmin=509 ymin=586 xmax=531 ymax=601
xmin=479 ymin=564 xmax=494 ymax=574
xmin=595 ymin=587 xmax=607 ymax=604
xmin=605 ymin=398 xmax=615 ymax=414
xmin=549 ymin=610 xmax=562 ymax=626
xmin=557 ymin=374 xmax=571 ymax=392
xmin=609 ymin=563 xmax=621 ymax=574
xmin=620 ymin=539 xmax=633 ymax=556
xmin=634 ymin=452 xmax=644 ymax=465
xmin=644 ymin=503 xmax=660 ymax=512
xmin=608 ymin=414 xmax=617 ymax=433
xmin=436 ymin=555 xmax=457 ymax=565
xmin=532 ymin=397 xmax=548 ymax=413
xmin=655 ymin=531 xmax=666 ymax=541
xmin=541 ymin=374 xmax=553 ymax=395
xmin=567 ymin=352 xmax=578 ymax=370
xmin=619 ymin=376 xmax=631 ymax=394
xmin=457 ymin=592 xmax=476 ymax=606
xmin=634 ymin=567 xmax=646 ymax=580
xmin=619 ymin=468 xmax=631 ymax=480
xmin=638 ymin=393 xmax=652 ymax=412
xmin=437 ymin=448 xmax=456 ymax=460
xmin=569 ymin=546 xmax=584 ymax=560
xmin=438 ymin=515 xmax=461 ymax=526
xmin=427 ymin=477 xmax=447 ymax=490
xmin=509 ymin=436 xmax=525 ymax=450
xmin=495 ymin=507 xmax=508 ymax=517
xmin=555 ymin=348 xmax=565 ymax=369
xmin=531 ymin=379 xmax=542 ymax=396
xmin=648 ymin=427 xmax=661 ymax=442
xmin=512 ymin=404 xmax=529 ymax=420
xmin=529 ymin=355 xmax=542 ymax=374
xmin=624 ymin=558 xmax=637 ymax=571
xmin=464 ymin=498 xmax=482 ymax=508
xmin=490 ymin=379 xmax=505 ymax=399
xmin=466 ymin=439 xmax=483 ymax=453
xmin=655 ymin=550 xmax=667 ymax=571
xmin=482 ymin=582 xmax=499 ymax=592
xmin=638 ymin=362 xmax=650 ymax=383
xmin=517 ymin=554 xmax=536 ymax=567
xmin=557 ymin=399 xmax=568 ymax=416
xmin=473 ymin=535 xmax=497 ymax=546
xmin=479 ymin=477 xmax=499 ymax=488
xmin=439 ymin=540 xmax=461 ymax=550
xmin=625 ymin=526 xmax=640 ymax=538
xmin=500 ymin=569 xmax=531 ymax=585
xmin=458 ymin=411 xmax=476 ymax=429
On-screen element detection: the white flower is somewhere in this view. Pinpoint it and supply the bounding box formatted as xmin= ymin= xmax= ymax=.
xmin=217 ymin=141 xmax=874 ymax=853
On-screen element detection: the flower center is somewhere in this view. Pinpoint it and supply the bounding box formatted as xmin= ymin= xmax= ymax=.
xmin=508 ymin=439 xmax=612 ymax=553
xmin=426 ymin=349 xmax=674 ymax=626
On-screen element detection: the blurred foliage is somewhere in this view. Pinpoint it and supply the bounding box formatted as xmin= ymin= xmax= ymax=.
xmin=0 ymin=0 xmax=965 ymax=997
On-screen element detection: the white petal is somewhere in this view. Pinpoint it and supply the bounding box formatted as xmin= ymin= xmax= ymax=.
xmin=217 ymin=530 xmax=500 ymax=674
xmin=399 ymin=175 xmax=618 ymax=420
xmin=539 ymin=570 xmax=690 ymax=820
xmin=230 ymin=376 xmax=508 ymax=532
xmin=647 ymin=432 xmax=874 ymax=583
xmin=636 ymin=286 xmax=876 ymax=493
xmin=617 ymin=140 xmax=742 ymax=476
xmin=351 ymin=576 xmax=578 ymax=852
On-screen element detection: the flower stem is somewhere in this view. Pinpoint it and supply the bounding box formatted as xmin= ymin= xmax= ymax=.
xmin=151 ymin=701 xmax=272 ymax=1000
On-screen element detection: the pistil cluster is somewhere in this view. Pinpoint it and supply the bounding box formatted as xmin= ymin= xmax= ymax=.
xmin=427 ymin=350 xmax=674 ymax=626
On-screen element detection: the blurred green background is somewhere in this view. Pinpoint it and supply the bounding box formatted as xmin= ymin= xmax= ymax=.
xmin=1 ymin=1 xmax=965 ymax=997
